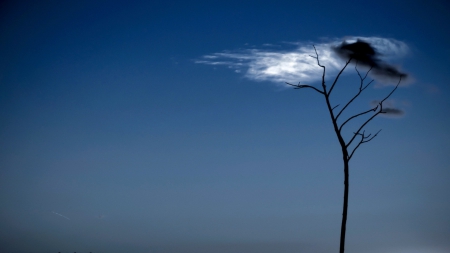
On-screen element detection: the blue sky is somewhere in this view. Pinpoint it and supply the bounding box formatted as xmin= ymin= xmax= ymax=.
xmin=1 ymin=1 xmax=449 ymax=253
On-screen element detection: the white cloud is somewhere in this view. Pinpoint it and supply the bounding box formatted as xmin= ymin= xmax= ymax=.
xmin=196 ymin=36 xmax=409 ymax=86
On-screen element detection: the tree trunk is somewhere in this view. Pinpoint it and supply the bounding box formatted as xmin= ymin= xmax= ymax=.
xmin=339 ymin=159 xmax=349 ymax=253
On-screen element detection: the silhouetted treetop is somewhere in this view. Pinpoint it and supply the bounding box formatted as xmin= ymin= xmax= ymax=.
xmin=334 ymin=40 xmax=407 ymax=81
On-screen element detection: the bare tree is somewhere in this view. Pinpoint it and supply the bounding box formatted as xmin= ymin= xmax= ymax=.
xmin=286 ymin=41 xmax=405 ymax=253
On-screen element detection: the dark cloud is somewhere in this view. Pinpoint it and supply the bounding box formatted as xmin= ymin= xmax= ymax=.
xmin=333 ymin=40 xmax=407 ymax=82
xmin=371 ymin=100 xmax=405 ymax=117
xmin=382 ymin=107 xmax=405 ymax=116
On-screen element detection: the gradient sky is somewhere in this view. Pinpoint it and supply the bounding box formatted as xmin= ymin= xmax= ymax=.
xmin=1 ymin=1 xmax=450 ymax=253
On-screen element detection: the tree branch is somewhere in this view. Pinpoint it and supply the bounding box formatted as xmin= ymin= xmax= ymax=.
xmin=285 ymin=82 xmax=324 ymax=95
xmin=379 ymin=76 xmax=402 ymax=104
xmin=335 ymin=65 xmax=373 ymax=121
xmin=328 ymin=58 xmax=352 ymax=96
xmin=355 ymin=62 xmax=373 ymax=89
xmin=339 ymin=105 xmax=378 ymax=133
xmin=348 ymin=129 xmax=382 ymax=160
xmin=310 ymin=45 xmax=326 ymax=92
xmin=346 ymin=76 xmax=403 ymax=148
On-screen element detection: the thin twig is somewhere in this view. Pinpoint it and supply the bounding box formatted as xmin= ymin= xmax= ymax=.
xmin=339 ymin=106 xmax=378 ymax=133
xmin=332 ymin=104 xmax=340 ymax=110
xmin=336 ymin=66 xmax=373 ymax=120
xmin=346 ymin=76 xmax=402 ymax=148
xmin=328 ymin=58 xmax=352 ymax=96
xmin=348 ymin=129 xmax=382 ymax=160
xmin=285 ymin=82 xmax=324 ymax=95
xmin=311 ymin=45 xmax=326 ymax=92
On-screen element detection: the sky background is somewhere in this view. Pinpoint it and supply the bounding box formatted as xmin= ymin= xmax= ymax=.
xmin=1 ymin=1 xmax=450 ymax=253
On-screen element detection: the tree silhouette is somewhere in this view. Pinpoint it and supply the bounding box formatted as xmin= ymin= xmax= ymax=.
xmin=286 ymin=40 xmax=406 ymax=253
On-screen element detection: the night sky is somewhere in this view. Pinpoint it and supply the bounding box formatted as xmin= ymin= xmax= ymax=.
xmin=1 ymin=1 xmax=450 ymax=253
